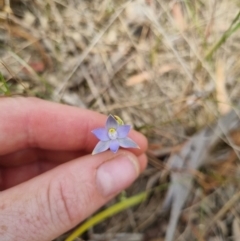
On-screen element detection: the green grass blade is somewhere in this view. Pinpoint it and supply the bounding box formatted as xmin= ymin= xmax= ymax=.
xmin=0 ymin=72 xmax=10 ymax=95
xmin=65 ymin=184 xmax=168 ymax=241
xmin=205 ymin=10 xmax=240 ymax=60
xmin=229 ymin=11 xmax=240 ymax=28
xmin=65 ymin=191 xmax=148 ymax=241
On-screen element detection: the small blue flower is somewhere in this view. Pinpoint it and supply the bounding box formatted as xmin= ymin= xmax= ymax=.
xmin=92 ymin=115 xmax=139 ymax=155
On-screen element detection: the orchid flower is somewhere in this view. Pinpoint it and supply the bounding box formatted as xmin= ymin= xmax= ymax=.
xmin=92 ymin=115 xmax=139 ymax=155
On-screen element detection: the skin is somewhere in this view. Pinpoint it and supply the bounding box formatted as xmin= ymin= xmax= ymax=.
xmin=0 ymin=97 xmax=148 ymax=241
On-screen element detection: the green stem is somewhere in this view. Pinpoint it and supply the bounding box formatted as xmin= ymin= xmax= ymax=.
xmin=65 ymin=191 xmax=148 ymax=241
xmin=205 ymin=10 xmax=240 ymax=60
xmin=0 ymin=72 xmax=10 ymax=95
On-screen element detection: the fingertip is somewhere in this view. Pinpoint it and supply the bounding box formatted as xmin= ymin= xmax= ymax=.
xmin=132 ymin=130 xmax=148 ymax=147
xmin=138 ymin=153 xmax=148 ymax=172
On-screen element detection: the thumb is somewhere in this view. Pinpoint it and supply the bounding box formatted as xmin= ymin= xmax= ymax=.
xmin=0 ymin=150 xmax=147 ymax=241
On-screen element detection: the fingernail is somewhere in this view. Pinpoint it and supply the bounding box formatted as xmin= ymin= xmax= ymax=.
xmin=96 ymin=154 xmax=140 ymax=197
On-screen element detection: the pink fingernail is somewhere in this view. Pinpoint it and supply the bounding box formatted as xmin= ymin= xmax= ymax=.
xmin=96 ymin=154 xmax=139 ymax=197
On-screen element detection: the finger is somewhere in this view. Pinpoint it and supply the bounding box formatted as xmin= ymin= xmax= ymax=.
xmin=0 ymin=148 xmax=147 ymax=189
xmin=0 ymin=149 xmax=86 ymax=190
xmin=0 ymin=150 xmax=147 ymax=241
xmin=0 ymin=148 xmax=85 ymax=166
xmin=0 ymin=151 xmax=147 ymax=190
xmin=0 ymin=97 xmax=148 ymax=155
xmin=0 ymin=161 xmax=58 ymax=190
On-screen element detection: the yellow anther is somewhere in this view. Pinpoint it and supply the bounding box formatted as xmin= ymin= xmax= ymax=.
xmin=114 ymin=115 xmax=124 ymax=125
xmin=108 ymin=128 xmax=117 ymax=139
xmin=109 ymin=128 xmax=116 ymax=133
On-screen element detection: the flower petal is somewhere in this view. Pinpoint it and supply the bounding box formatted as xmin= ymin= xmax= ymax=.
xmin=92 ymin=128 xmax=109 ymax=141
xmin=106 ymin=115 xmax=118 ymax=129
xmin=92 ymin=141 xmax=110 ymax=155
xmin=117 ymin=125 xmax=131 ymax=138
xmin=109 ymin=139 xmax=120 ymax=153
xmin=118 ymin=137 xmax=139 ymax=149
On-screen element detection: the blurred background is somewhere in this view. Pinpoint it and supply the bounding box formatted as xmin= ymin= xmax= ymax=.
xmin=1 ymin=0 xmax=240 ymax=240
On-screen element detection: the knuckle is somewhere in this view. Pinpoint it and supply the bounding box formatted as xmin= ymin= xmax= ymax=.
xmin=46 ymin=172 xmax=93 ymax=227
xmin=49 ymin=175 xmax=79 ymax=225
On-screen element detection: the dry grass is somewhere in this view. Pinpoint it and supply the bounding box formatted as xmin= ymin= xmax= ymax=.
xmin=1 ymin=0 xmax=240 ymax=240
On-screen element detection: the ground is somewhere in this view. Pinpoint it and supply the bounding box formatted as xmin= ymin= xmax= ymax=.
xmin=1 ymin=0 xmax=240 ymax=240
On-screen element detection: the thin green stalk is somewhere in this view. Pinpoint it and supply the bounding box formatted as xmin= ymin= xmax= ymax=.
xmin=65 ymin=191 xmax=148 ymax=241
xmin=65 ymin=184 xmax=168 ymax=241
xmin=205 ymin=10 xmax=240 ymax=60
xmin=0 ymin=72 xmax=10 ymax=95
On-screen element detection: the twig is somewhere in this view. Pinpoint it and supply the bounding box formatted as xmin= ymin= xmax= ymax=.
xmin=205 ymin=190 xmax=240 ymax=233
xmin=55 ymin=5 xmax=128 ymax=100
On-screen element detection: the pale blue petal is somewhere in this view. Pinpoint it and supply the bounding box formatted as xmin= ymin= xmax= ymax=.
xmin=92 ymin=141 xmax=110 ymax=155
xmin=118 ymin=137 xmax=139 ymax=149
xmin=92 ymin=128 xmax=109 ymax=141
xmin=117 ymin=125 xmax=131 ymax=138
xmin=109 ymin=139 xmax=120 ymax=153
xmin=106 ymin=115 xmax=118 ymax=129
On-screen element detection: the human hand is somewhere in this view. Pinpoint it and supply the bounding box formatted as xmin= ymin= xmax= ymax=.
xmin=0 ymin=97 xmax=148 ymax=241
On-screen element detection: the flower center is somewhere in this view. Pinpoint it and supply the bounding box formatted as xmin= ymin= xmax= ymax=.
xmin=108 ymin=128 xmax=118 ymax=140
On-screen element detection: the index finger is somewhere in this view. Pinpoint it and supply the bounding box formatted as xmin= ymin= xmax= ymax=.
xmin=0 ymin=97 xmax=148 ymax=155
